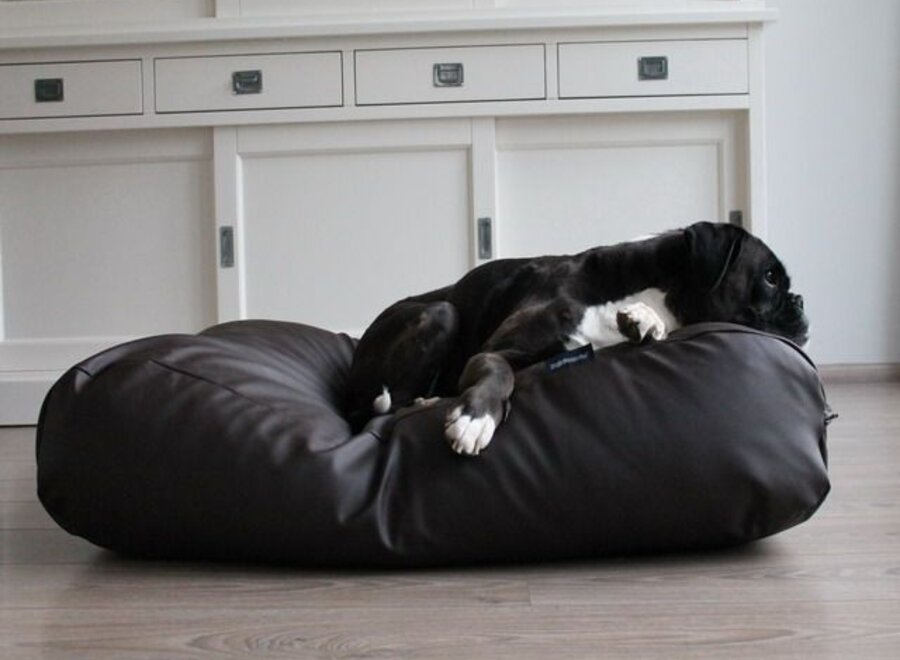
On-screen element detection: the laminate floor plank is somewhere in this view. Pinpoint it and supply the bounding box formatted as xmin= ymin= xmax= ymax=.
xmin=1 ymin=501 xmax=56 ymax=530
xmin=1 ymin=562 xmax=532 ymax=611
xmin=4 ymin=549 xmax=898 ymax=610
xmin=1 ymin=379 xmax=898 ymax=658
xmin=0 ymin=478 xmax=39 ymax=503
xmin=1 ymin=529 xmax=103 ymax=565
xmin=1 ymin=601 xmax=898 ymax=659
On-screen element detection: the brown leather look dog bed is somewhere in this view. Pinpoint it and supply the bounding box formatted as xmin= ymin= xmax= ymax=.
xmin=36 ymin=320 xmax=831 ymax=567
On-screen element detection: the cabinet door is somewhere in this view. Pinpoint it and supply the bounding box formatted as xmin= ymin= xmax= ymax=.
xmin=495 ymin=113 xmax=746 ymax=257
xmin=0 ymin=129 xmax=216 ymax=423
xmin=231 ymin=121 xmax=474 ymax=336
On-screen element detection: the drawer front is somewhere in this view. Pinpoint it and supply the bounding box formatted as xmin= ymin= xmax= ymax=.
xmin=154 ymin=52 xmax=343 ymax=113
xmin=355 ymin=45 xmax=545 ymax=106
xmin=558 ymin=40 xmax=748 ymax=98
xmin=0 ymin=60 xmax=142 ymax=120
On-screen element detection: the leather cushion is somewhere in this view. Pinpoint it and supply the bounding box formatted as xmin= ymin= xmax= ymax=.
xmin=36 ymin=320 xmax=830 ymax=566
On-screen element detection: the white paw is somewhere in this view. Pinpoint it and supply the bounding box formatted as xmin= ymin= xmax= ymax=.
xmin=444 ymin=406 xmax=496 ymax=456
xmin=372 ymin=386 xmax=392 ymax=414
xmin=619 ymin=302 xmax=667 ymax=342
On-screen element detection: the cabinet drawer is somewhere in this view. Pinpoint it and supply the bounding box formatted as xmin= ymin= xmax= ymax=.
xmin=154 ymin=52 xmax=343 ymax=113
xmin=558 ymin=40 xmax=748 ymax=99
xmin=355 ymin=45 xmax=545 ymax=106
xmin=0 ymin=60 xmax=142 ymax=120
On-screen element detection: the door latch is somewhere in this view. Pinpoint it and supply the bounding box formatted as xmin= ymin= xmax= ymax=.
xmin=477 ymin=217 xmax=493 ymax=260
xmin=219 ymin=226 xmax=235 ymax=268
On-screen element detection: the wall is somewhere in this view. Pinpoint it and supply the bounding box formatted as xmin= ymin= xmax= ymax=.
xmin=765 ymin=0 xmax=900 ymax=365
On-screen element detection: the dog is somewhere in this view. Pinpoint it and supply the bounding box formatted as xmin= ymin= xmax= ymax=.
xmin=347 ymin=221 xmax=808 ymax=456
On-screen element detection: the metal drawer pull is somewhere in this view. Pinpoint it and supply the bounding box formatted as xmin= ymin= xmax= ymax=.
xmin=34 ymin=78 xmax=64 ymax=103
xmin=638 ymin=56 xmax=668 ymax=81
xmin=433 ymin=63 xmax=464 ymax=87
xmin=232 ymin=70 xmax=263 ymax=95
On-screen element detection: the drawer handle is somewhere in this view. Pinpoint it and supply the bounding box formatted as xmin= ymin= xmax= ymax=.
xmin=34 ymin=78 xmax=64 ymax=103
xmin=232 ymin=70 xmax=263 ymax=95
xmin=638 ymin=56 xmax=668 ymax=81
xmin=433 ymin=63 xmax=464 ymax=87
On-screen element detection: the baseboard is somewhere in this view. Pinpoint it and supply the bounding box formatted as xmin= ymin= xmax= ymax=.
xmin=819 ymin=363 xmax=900 ymax=383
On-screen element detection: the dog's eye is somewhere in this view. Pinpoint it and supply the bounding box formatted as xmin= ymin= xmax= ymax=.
xmin=764 ymin=269 xmax=778 ymax=287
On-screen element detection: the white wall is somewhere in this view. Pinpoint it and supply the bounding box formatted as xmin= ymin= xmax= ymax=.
xmin=765 ymin=0 xmax=900 ymax=365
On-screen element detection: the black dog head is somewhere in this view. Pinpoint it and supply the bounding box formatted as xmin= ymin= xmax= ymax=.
xmin=669 ymin=222 xmax=809 ymax=346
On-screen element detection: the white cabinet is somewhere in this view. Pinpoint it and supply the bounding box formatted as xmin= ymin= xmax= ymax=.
xmin=0 ymin=4 xmax=774 ymax=424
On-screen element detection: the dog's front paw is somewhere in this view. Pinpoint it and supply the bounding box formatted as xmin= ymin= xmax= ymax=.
xmin=445 ymin=404 xmax=497 ymax=456
xmin=616 ymin=302 xmax=667 ymax=343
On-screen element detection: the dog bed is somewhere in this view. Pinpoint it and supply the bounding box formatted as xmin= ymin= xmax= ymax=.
xmin=36 ymin=320 xmax=831 ymax=567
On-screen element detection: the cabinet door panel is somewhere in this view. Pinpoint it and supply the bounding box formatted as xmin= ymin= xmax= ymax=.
xmin=0 ymin=145 xmax=215 ymax=339
xmin=241 ymin=148 xmax=470 ymax=335
xmin=495 ymin=114 xmax=743 ymax=258
xmin=497 ymin=144 xmax=719 ymax=257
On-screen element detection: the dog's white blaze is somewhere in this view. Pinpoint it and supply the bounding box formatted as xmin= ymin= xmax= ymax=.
xmin=564 ymin=287 xmax=680 ymax=350
xmin=372 ymin=386 xmax=392 ymax=414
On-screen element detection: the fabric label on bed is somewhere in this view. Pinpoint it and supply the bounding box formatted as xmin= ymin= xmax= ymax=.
xmin=546 ymin=344 xmax=595 ymax=372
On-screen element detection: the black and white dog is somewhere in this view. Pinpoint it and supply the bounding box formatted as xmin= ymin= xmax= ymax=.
xmin=347 ymin=222 xmax=808 ymax=456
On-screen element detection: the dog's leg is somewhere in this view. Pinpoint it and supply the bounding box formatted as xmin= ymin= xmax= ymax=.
xmin=347 ymin=299 xmax=458 ymax=428
xmin=445 ymin=300 xmax=579 ymax=455
xmin=445 ymin=352 xmax=514 ymax=456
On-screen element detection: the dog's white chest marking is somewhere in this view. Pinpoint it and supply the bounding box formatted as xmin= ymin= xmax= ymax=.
xmin=564 ymin=288 xmax=680 ymax=350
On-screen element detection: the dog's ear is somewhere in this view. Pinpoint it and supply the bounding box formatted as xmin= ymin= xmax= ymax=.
xmin=684 ymin=222 xmax=746 ymax=292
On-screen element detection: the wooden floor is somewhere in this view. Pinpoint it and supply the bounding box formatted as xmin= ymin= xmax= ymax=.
xmin=2 ymin=379 xmax=899 ymax=658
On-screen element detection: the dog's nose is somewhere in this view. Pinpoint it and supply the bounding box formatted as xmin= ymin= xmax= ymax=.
xmin=794 ymin=294 xmax=804 ymax=310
